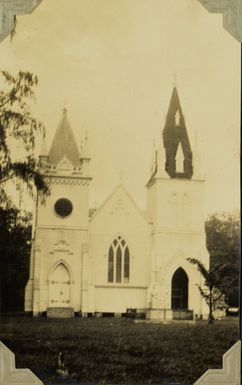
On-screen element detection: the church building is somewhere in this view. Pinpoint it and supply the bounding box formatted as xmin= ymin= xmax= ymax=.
xmin=25 ymin=87 xmax=209 ymax=320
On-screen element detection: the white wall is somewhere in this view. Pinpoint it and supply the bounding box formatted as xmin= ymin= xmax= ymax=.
xmin=94 ymin=287 xmax=147 ymax=313
xmin=89 ymin=185 xmax=150 ymax=312
xmin=26 ymin=175 xmax=91 ymax=314
xmin=147 ymin=176 xmax=209 ymax=316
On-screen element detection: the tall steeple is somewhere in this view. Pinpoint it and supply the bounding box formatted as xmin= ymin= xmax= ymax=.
xmin=48 ymin=108 xmax=81 ymax=167
xmin=163 ymin=87 xmax=193 ymax=179
xmin=25 ymin=108 xmax=92 ymax=318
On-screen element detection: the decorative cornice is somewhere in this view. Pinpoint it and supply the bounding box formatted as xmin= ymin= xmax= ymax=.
xmin=0 ymin=0 xmax=42 ymax=42
xmin=37 ymin=225 xmax=88 ymax=231
xmin=49 ymin=176 xmax=92 ymax=186
xmin=198 ymin=0 xmax=242 ymax=42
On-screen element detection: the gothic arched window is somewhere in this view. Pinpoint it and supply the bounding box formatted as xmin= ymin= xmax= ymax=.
xmin=108 ymin=236 xmax=130 ymax=283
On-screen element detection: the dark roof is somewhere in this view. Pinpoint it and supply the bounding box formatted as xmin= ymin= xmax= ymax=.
xmin=163 ymin=87 xmax=193 ymax=179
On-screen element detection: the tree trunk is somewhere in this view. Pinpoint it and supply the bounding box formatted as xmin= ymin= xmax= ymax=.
xmin=208 ymin=292 xmax=214 ymax=324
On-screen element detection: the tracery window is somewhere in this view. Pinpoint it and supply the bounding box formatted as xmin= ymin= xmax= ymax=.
xmin=108 ymin=236 xmax=130 ymax=283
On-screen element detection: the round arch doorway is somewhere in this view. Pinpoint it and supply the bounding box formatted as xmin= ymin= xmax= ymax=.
xmin=171 ymin=267 xmax=188 ymax=309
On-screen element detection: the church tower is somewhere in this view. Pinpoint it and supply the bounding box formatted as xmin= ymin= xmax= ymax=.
xmin=146 ymin=87 xmax=209 ymax=320
xmin=25 ymin=109 xmax=91 ymax=317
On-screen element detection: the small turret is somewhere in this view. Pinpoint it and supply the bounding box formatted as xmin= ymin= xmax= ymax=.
xmin=150 ymin=138 xmax=157 ymax=177
xmin=156 ymin=127 xmax=169 ymax=179
xmin=81 ymin=131 xmax=91 ymax=175
xmin=192 ymin=130 xmax=204 ymax=179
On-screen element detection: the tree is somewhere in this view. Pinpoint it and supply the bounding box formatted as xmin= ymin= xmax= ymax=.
xmin=0 ymin=70 xmax=48 ymax=208
xmin=205 ymin=211 xmax=240 ymax=307
xmin=0 ymin=70 xmax=49 ymax=312
xmin=0 ymin=205 xmax=32 ymax=312
xmin=187 ymin=258 xmax=236 ymax=323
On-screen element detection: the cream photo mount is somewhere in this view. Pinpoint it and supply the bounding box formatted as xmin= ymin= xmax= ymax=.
xmin=198 ymin=0 xmax=242 ymax=42
xmin=0 ymin=0 xmax=42 ymax=42
xmin=0 ymin=1 xmax=241 ymax=384
xmin=1 ymin=0 xmax=241 ymax=43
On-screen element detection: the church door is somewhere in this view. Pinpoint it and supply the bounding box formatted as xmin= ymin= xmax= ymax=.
xmin=49 ymin=263 xmax=71 ymax=307
xmin=171 ymin=267 xmax=188 ymax=309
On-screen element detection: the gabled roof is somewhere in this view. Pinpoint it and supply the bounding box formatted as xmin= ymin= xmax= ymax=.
xmin=89 ymin=184 xmax=146 ymax=222
xmin=48 ymin=109 xmax=80 ymax=166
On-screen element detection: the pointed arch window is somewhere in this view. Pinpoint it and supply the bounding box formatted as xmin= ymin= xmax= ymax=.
xmin=175 ymin=142 xmax=184 ymax=173
xmin=171 ymin=267 xmax=188 ymax=310
xmin=108 ymin=236 xmax=130 ymax=283
xmin=175 ymin=110 xmax=180 ymax=126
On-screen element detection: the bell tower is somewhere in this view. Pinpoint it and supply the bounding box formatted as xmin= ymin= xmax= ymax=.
xmin=146 ymin=87 xmax=209 ymax=320
xmin=25 ymin=109 xmax=92 ymax=317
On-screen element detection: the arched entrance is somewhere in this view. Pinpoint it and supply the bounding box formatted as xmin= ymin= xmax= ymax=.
xmin=171 ymin=267 xmax=188 ymax=309
xmin=49 ymin=263 xmax=71 ymax=307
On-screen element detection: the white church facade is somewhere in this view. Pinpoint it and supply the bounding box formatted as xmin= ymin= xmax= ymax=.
xmin=25 ymin=87 xmax=209 ymax=319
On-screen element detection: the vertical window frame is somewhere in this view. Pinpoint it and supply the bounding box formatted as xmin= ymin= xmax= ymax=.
xmin=107 ymin=236 xmax=130 ymax=284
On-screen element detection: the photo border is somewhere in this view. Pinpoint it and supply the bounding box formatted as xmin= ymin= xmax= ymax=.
xmin=0 ymin=1 xmax=241 ymax=384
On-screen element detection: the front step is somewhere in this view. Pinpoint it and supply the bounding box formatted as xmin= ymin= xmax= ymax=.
xmin=47 ymin=307 xmax=74 ymax=318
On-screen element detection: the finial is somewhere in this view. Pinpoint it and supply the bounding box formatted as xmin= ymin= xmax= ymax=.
xmin=173 ymin=73 xmax=177 ymax=88
xmin=118 ymin=170 xmax=123 ymax=183
xmin=62 ymin=96 xmax=67 ymax=114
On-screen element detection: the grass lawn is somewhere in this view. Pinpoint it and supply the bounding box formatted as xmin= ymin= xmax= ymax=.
xmin=0 ymin=316 xmax=239 ymax=385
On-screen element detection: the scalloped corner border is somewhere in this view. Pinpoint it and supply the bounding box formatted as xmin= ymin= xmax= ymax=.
xmin=0 ymin=341 xmax=43 ymax=384
xmin=198 ymin=0 xmax=242 ymax=42
xmin=194 ymin=340 xmax=241 ymax=385
xmin=0 ymin=1 xmax=240 ymax=385
xmin=0 ymin=0 xmax=42 ymax=43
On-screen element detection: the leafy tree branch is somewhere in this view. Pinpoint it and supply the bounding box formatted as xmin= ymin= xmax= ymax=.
xmin=0 ymin=70 xmax=49 ymax=207
xmin=187 ymin=257 xmax=237 ymax=323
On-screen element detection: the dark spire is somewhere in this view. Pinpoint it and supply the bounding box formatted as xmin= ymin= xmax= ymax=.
xmin=48 ymin=109 xmax=80 ymax=166
xmin=163 ymin=87 xmax=193 ymax=179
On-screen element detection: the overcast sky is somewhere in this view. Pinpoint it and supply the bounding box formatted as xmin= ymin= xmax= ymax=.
xmin=0 ymin=0 xmax=240 ymax=215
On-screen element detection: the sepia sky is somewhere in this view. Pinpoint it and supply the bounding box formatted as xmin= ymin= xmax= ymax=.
xmin=0 ymin=0 xmax=240 ymax=216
